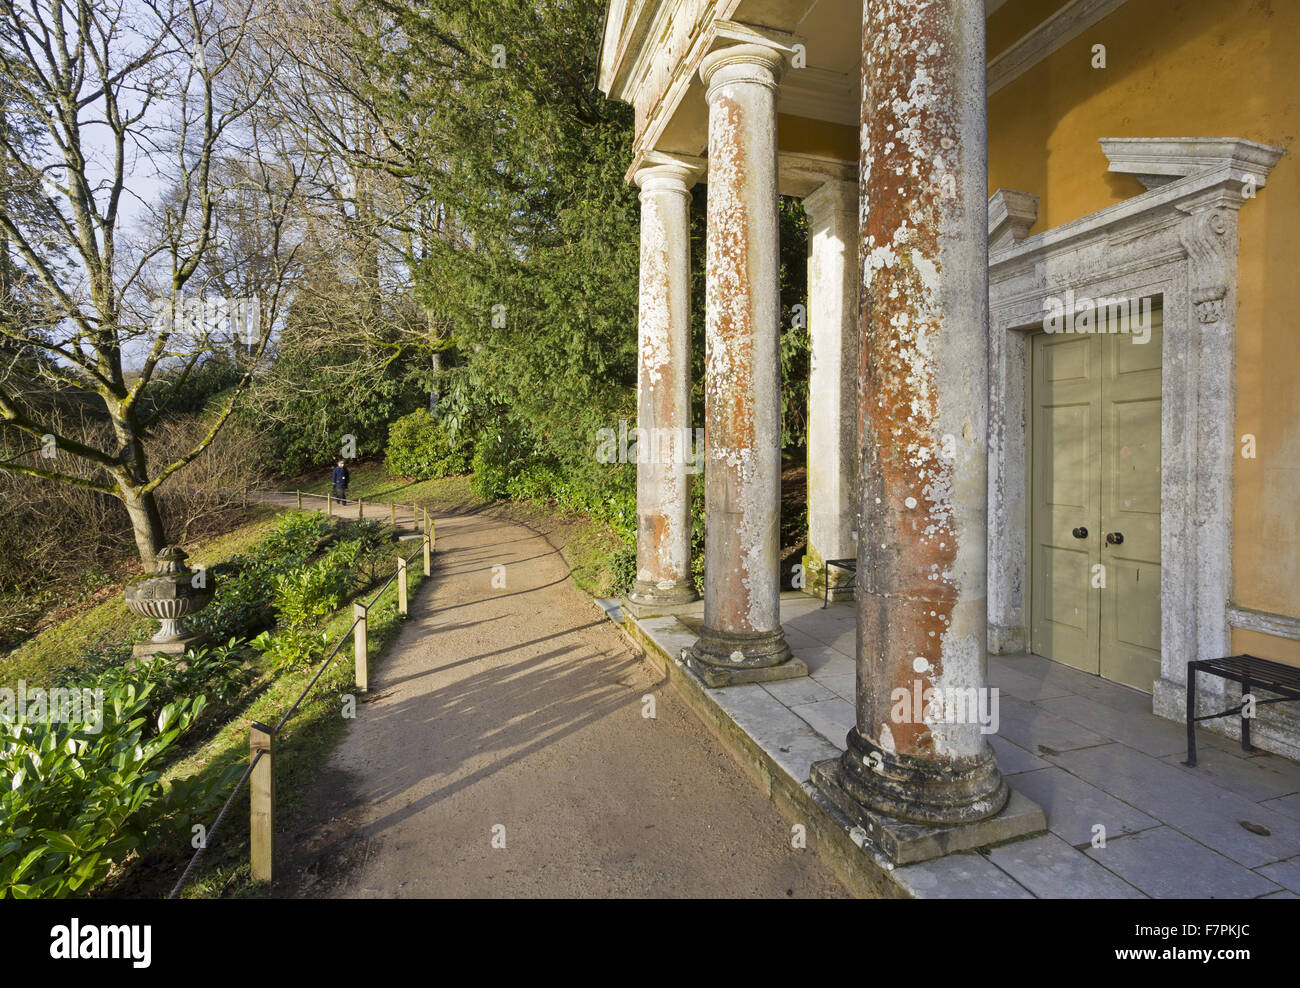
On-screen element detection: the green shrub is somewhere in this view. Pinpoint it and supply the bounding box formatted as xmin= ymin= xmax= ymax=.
xmin=470 ymin=433 xmax=528 ymax=501
xmin=608 ymin=540 xmax=637 ymax=597
xmin=386 ymin=409 xmax=472 ymax=480
xmin=504 ymin=464 xmax=562 ymax=502
xmin=261 ymin=511 xmax=332 ymax=559
xmin=190 ymin=512 xmax=334 ymax=643
xmin=252 ymin=539 xmax=359 ymax=668
xmin=0 ymin=671 xmax=212 ymax=898
xmin=495 ymin=460 xmax=636 ymax=540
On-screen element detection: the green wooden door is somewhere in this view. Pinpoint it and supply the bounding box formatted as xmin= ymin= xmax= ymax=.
xmin=1030 ymin=307 xmax=1162 ymax=691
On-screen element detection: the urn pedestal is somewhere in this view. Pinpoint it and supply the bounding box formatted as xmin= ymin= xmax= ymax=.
xmin=125 ymin=547 xmax=214 ymax=659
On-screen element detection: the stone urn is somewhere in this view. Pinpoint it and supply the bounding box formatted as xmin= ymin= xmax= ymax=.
xmin=125 ymin=547 xmax=215 ymax=658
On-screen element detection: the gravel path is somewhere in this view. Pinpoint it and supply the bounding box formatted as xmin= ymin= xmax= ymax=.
xmin=272 ymin=501 xmax=847 ymax=898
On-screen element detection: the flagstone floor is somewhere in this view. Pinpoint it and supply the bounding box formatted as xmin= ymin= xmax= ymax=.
xmin=601 ymin=592 xmax=1300 ymax=898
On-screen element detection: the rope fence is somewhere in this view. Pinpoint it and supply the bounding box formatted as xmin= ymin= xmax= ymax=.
xmin=167 ymin=488 xmax=437 ymax=898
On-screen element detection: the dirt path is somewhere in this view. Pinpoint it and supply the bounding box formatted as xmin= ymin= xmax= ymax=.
xmin=273 ymin=502 xmax=847 ymax=898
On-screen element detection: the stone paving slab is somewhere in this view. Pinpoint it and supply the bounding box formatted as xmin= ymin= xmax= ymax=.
xmin=1050 ymin=743 xmax=1300 ymax=868
xmin=781 ymin=624 xmax=826 ymax=654
xmin=988 ymin=734 xmax=1051 ymax=775
xmin=806 ymin=653 xmax=854 ymax=683
xmin=1007 ymin=766 xmax=1160 ymax=846
xmin=1263 ymin=792 xmax=1300 ymax=822
xmin=795 ymin=644 xmax=850 ymax=676
xmin=986 ymin=661 xmax=1075 ymax=702
xmin=988 ymin=833 xmax=1146 ymax=898
xmin=993 ymin=653 xmax=1098 ymax=687
xmin=789 ymin=697 xmax=855 ymax=749
xmin=1083 ymin=827 xmax=1281 ymax=898
xmin=813 ymin=671 xmax=855 ymax=703
xmin=994 ymin=655 xmax=1153 ymax=714
xmin=996 ymin=695 xmax=1111 ymax=754
xmin=824 ymin=631 xmax=855 ymax=654
xmin=636 ymin=615 xmax=698 ymax=657
xmin=794 ymin=617 xmax=847 ymax=648
xmin=1055 ymin=671 xmax=1157 ymax=715
xmin=1161 ymin=745 xmax=1300 ymax=803
xmin=1256 ymin=856 xmax=1300 ymax=893
xmin=762 ymin=676 xmax=838 ymax=708
xmin=709 ymin=682 xmax=843 ymax=784
xmin=894 ymin=851 xmax=1033 ymax=899
xmin=1037 ymin=692 xmax=1189 ymax=757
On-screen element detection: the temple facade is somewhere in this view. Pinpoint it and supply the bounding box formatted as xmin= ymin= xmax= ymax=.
xmin=599 ymin=0 xmax=1298 ymax=851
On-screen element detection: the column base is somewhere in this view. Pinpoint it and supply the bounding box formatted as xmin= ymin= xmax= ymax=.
xmin=827 ymin=727 xmax=1010 ymax=826
xmin=811 ymin=756 xmax=1045 ymax=865
xmin=621 ymin=585 xmax=700 ymax=620
xmin=628 ymin=579 xmax=698 ymax=609
xmin=682 ymin=625 xmax=805 ymax=688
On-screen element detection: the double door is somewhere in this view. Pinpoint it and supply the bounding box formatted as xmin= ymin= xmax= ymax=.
xmin=1029 ymin=307 xmax=1162 ymax=692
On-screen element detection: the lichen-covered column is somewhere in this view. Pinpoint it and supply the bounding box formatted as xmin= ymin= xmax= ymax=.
xmin=686 ymin=43 xmax=802 ymax=686
xmin=833 ymin=0 xmax=1007 ymax=823
xmin=628 ymin=159 xmax=701 ymax=610
xmin=803 ymin=179 xmax=859 ymax=601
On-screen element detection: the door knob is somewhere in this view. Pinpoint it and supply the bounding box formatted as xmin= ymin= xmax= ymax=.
xmin=1071 ymin=526 xmax=1088 ymax=539
xmin=1106 ymin=531 xmax=1124 ymax=545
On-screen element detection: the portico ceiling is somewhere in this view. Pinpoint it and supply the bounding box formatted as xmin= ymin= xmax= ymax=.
xmin=599 ymin=0 xmax=1111 ymax=183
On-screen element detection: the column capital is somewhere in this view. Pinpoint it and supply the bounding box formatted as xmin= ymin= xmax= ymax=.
xmin=700 ymin=43 xmax=785 ymax=99
xmin=634 ymin=151 xmax=705 ymax=196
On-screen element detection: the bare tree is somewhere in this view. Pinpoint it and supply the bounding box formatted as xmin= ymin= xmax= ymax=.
xmin=0 ymin=0 xmax=294 ymax=569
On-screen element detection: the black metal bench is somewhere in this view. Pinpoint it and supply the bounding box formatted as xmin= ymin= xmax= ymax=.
xmin=1184 ymin=654 xmax=1300 ymax=766
xmin=821 ymin=557 xmax=857 ymax=609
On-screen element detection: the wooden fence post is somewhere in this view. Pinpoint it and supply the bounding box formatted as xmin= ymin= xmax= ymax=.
xmin=423 ymin=531 xmax=431 ymax=577
xmin=353 ymin=602 xmax=369 ymax=692
xmin=242 ymin=486 xmax=248 ymax=509
xmin=297 ymin=490 xmax=302 ymax=510
xmin=249 ymin=722 xmax=275 ymax=883
xmin=389 ymin=501 xmax=395 ymax=525
xmin=358 ymin=497 xmax=364 ymax=521
xmin=430 ymin=517 xmax=436 ymax=549
xmin=397 ymin=556 xmax=408 ymax=616
xmin=326 ymin=492 xmax=332 ymax=515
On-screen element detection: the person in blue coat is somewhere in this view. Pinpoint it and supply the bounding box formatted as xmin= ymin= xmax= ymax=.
xmin=332 ymin=459 xmax=350 ymax=505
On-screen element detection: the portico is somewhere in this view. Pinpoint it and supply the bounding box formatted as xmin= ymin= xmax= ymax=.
xmin=601 ymin=0 xmax=1041 ymax=858
xmin=598 ymin=0 xmax=1300 ymax=893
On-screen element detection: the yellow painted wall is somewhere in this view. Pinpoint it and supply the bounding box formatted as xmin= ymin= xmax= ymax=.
xmin=988 ymin=0 xmax=1300 ymax=665
xmin=777 ymin=114 xmax=858 ymax=160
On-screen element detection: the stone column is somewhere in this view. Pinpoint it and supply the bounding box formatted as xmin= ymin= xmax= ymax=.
xmin=803 ymin=179 xmax=859 ymax=601
xmin=628 ymin=158 xmax=702 ymax=611
xmin=685 ymin=43 xmax=804 ymax=687
xmin=815 ymin=0 xmax=1013 ymax=834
